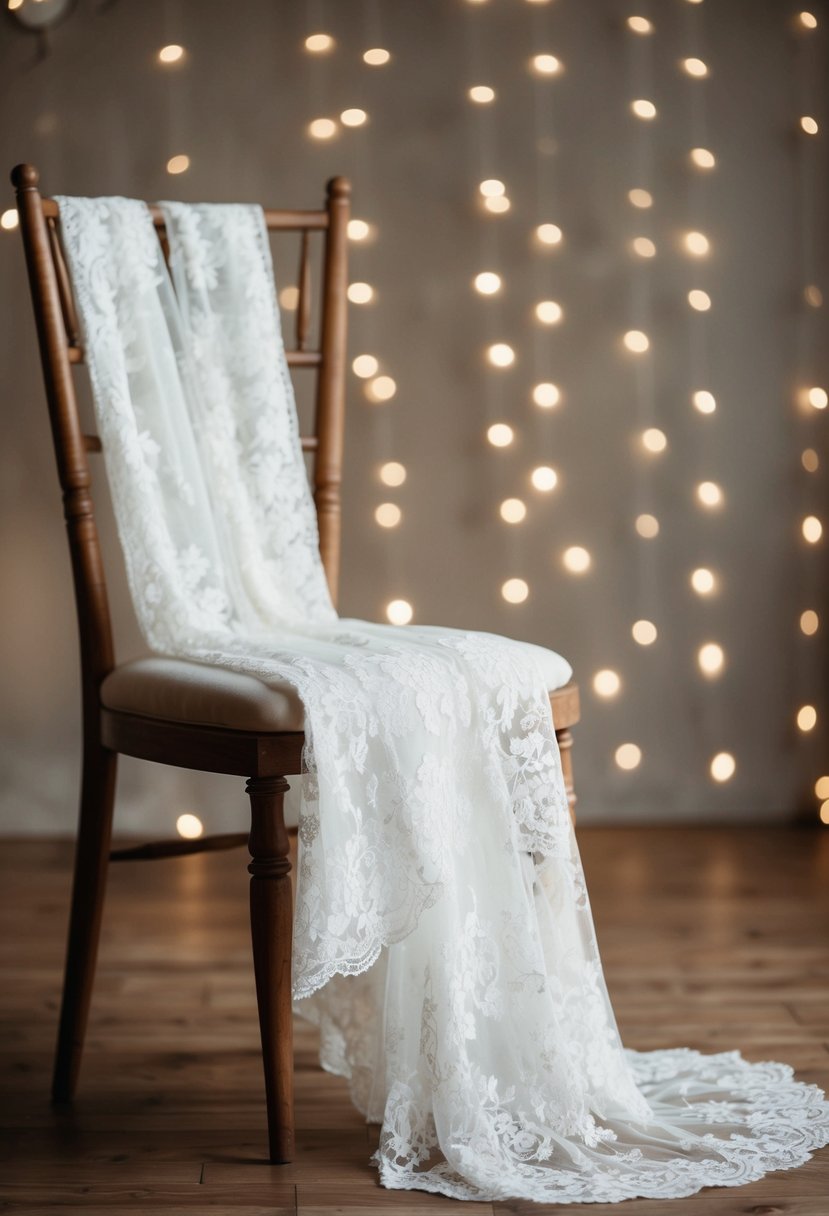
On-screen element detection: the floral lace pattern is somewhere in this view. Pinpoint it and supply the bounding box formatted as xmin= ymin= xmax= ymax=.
xmin=56 ymin=195 xmax=829 ymax=1203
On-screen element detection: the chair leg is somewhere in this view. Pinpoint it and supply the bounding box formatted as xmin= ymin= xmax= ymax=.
xmin=556 ymin=727 xmax=577 ymax=822
xmin=247 ymin=775 xmax=294 ymax=1164
xmin=52 ymin=743 xmax=118 ymax=1102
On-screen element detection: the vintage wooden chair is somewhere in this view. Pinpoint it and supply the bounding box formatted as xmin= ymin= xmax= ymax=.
xmin=11 ymin=161 xmax=581 ymax=1164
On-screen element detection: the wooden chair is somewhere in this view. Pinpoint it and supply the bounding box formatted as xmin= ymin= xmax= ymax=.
xmin=10 ymin=162 xmax=581 ymax=1165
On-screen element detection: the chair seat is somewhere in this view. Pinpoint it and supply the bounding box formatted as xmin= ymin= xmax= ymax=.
xmin=100 ymin=645 xmax=574 ymax=735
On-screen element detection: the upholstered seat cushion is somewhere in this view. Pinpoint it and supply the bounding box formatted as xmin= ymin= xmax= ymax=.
xmin=100 ymin=645 xmax=573 ymax=733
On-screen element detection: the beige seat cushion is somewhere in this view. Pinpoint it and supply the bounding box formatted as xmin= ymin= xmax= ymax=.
xmin=100 ymin=644 xmax=573 ymax=734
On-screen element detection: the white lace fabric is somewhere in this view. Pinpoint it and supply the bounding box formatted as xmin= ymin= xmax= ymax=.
xmin=55 ymin=195 xmax=829 ymax=1204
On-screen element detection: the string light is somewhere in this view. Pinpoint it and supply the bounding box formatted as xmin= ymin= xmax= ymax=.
xmin=341 ymin=108 xmax=367 ymax=127
xmin=624 ymin=329 xmax=650 ymax=353
xmin=802 ymin=515 xmax=823 ymax=542
xmin=469 ymin=85 xmax=495 ymax=103
xmin=309 ymin=118 xmax=337 ymax=139
xmin=816 ymin=776 xmax=829 ymax=798
xmin=696 ymin=481 xmax=723 ymax=507
xmin=698 ymin=642 xmax=725 ymax=677
xmin=682 ymin=57 xmax=708 ymax=77
xmin=536 ymin=223 xmax=563 ymax=245
xmin=641 ymin=428 xmax=667 ymax=452
xmin=158 ymin=44 xmax=185 ymax=64
xmin=347 ymin=282 xmax=374 ymax=304
xmin=804 ymin=285 xmax=823 ymax=307
xmin=484 ymin=196 xmax=510 ymax=213
xmin=628 ymin=188 xmax=653 ymax=208
xmin=632 ymin=620 xmax=657 ymax=645
xmin=487 ymin=423 xmax=514 ymax=447
xmin=806 ymin=386 xmax=828 ymax=409
xmin=531 ymin=54 xmax=562 ymax=75
xmin=535 ymin=300 xmax=563 ymax=324
xmin=800 ymin=11 xmax=818 ymax=29
xmin=305 ymin=33 xmax=334 ymax=52
xmin=632 ymin=237 xmax=656 ymax=257
xmin=691 ymin=567 xmax=716 ymax=595
xmin=531 ymin=466 xmax=558 ymax=491
xmin=693 ymin=390 xmax=716 ymax=414
xmin=366 ymin=374 xmax=396 ymax=401
xmin=797 ymin=704 xmax=817 ymax=731
xmin=379 ymin=462 xmax=406 ymax=487
xmin=474 ymin=271 xmax=502 ymax=295
xmin=533 ymin=382 xmax=560 ymax=408
xmin=502 ymin=578 xmax=529 ymax=603
xmin=684 ymin=231 xmax=710 ymax=256
xmin=821 ymin=802 xmax=829 ymax=826
xmin=801 ymin=116 xmax=819 ymax=134
xmin=0 ymin=209 xmax=19 ymax=231
xmin=615 ymin=743 xmax=642 ymax=770
xmin=562 ymin=546 xmax=591 ymax=573
xmin=363 ymin=47 xmax=390 ymax=65
xmin=710 ymin=753 xmax=736 ymax=782
xmin=631 ymin=99 xmax=657 ymax=120
xmin=387 ymin=599 xmax=413 ymax=625
xmin=800 ymin=609 xmax=819 ymax=635
xmin=627 ymin=16 xmax=653 ymax=34
xmin=176 ymin=813 xmax=203 ymax=839
xmin=487 ymin=343 xmax=515 ymax=367
xmin=802 ymin=448 xmax=819 ymax=471
xmin=348 ymin=219 xmax=371 ymax=241
xmin=500 ymin=498 xmax=527 ymax=523
xmin=166 ymin=155 xmax=190 ymax=175
xmin=479 ymin=178 xmax=506 ymax=197
xmin=375 ymin=503 xmax=402 ymax=528
xmin=352 ymin=354 xmax=379 ymax=378
xmin=688 ymin=289 xmax=712 ymax=311
xmin=593 ymin=669 xmax=622 ymax=697
xmin=690 ymin=147 xmax=716 ymax=169
xmin=279 ymin=286 xmax=299 ymax=311
xmin=635 ymin=514 xmax=659 ymax=538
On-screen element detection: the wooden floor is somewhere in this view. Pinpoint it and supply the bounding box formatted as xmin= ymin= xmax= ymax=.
xmin=1 ymin=827 xmax=827 ymax=1215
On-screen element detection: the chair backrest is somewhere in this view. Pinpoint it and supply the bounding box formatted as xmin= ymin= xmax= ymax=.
xmin=11 ymin=162 xmax=350 ymax=738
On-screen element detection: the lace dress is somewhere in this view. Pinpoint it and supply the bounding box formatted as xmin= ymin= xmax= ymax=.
xmin=54 ymin=194 xmax=829 ymax=1203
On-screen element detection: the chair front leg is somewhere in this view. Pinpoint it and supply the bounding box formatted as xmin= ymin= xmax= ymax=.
xmin=246 ymin=775 xmax=294 ymax=1163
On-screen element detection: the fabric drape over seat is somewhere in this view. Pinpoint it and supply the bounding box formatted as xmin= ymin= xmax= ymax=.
xmin=56 ymin=194 xmax=829 ymax=1204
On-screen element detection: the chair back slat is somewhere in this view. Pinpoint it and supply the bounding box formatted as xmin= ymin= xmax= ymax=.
xmin=11 ymin=163 xmax=350 ymax=707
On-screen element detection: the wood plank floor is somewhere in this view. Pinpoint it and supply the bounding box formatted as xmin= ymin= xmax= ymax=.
xmin=1 ymin=827 xmax=827 ymax=1214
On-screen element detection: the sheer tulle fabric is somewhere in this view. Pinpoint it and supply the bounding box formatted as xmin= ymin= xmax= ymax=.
xmin=55 ymin=195 xmax=829 ymax=1203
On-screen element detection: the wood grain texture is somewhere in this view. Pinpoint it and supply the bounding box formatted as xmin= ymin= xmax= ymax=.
xmin=1 ymin=827 xmax=827 ymax=1213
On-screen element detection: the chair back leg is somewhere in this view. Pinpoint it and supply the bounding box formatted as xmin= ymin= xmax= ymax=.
xmin=247 ymin=775 xmax=294 ymax=1163
xmin=52 ymin=744 xmax=118 ymax=1101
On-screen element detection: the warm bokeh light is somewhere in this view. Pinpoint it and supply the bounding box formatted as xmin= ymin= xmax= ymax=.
xmin=347 ymin=219 xmax=371 ymax=241
xmin=536 ymin=223 xmax=563 ymax=245
xmin=800 ymin=11 xmax=818 ymax=28
xmin=801 ymin=116 xmax=819 ymax=134
xmin=631 ymin=99 xmax=657 ymax=120
xmin=691 ymin=568 xmax=716 ymax=595
xmin=624 ymin=329 xmax=650 ymax=353
xmin=688 ymin=289 xmax=712 ymax=311
xmin=642 ymin=428 xmax=667 ymax=453
xmin=697 ymin=481 xmax=723 ymax=508
xmin=341 ymin=108 xmax=367 ymax=127
xmin=487 ymin=423 xmax=514 ymax=447
xmin=806 ymin=386 xmax=828 ymax=409
xmin=802 ymin=515 xmax=823 ymax=543
xmin=309 ymin=118 xmax=337 ymax=139
xmin=380 ymin=461 xmax=406 ymax=487
xmin=347 ymin=281 xmax=374 ymax=304
xmin=387 ymin=599 xmax=413 ymax=625
xmin=487 ymin=343 xmax=515 ymax=367
xmin=158 ymin=44 xmax=185 ymax=64
xmin=0 ymin=208 xmax=19 ymax=231
xmin=635 ymin=514 xmax=659 ymax=538
xmin=593 ymin=669 xmax=622 ymax=697
xmin=802 ymin=448 xmax=819 ymax=472
xmin=469 ymin=85 xmax=495 ymax=103
xmin=479 ymin=178 xmax=506 ymax=198
xmin=535 ymin=300 xmax=563 ymax=324
xmin=797 ymin=705 xmax=817 ymax=732
xmin=484 ymin=196 xmax=511 ymax=213
xmin=821 ymin=802 xmax=829 ymax=826
xmin=363 ymin=47 xmax=391 ymax=65
xmin=500 ymin=498 xmax=527 ymax=524
xmin=502 ymin=578 xmax=529 ymax=604
xmin=279 ymin=285 xmax=299 ymax=311
xmin=698 ymin=642 xmax=725 ymax=677
xmin=690 ymin=148 xmax=716 ymax=171
xmin=366 ymin=375 xmax=396 ymax=402
xmin=628 ymin=188 xmax=653 ymax=208
xmin=710 ymin=753 xmax=736 ymax=782
xmin=632 ymin=619 xmax=657 ymax=645
xmin=684 ymin=231 xmax=710 ymax=256
xmin=305 ymin=33 xmax=334 ymax=52
xmin=815 ymin=775 xmax=829 ymax=799
xmin=682 ymin=57 xmax=708 ymax=77
xmin=804 ymin=285 xmax=823 ymax=307
xmin=562 ymin=545 xmax=591 ymax=573
xmin=166 ymin=154 xmax=190 ymax=175
xmin=176 ymin=813 xmax=203 ymax=839
xmin=615 ymin=743 xmax=642 ymax=771
xmin=474 ymin=271 xmax=502 ymax=295
xmin=632 ymin=237 xmax=656 ymax=258
xmin=375 ymin=503 xmax=402 ymax=528
xmin=531 ymin=54 xmax=562 ymax=75
xmin=627 ymin=16 xmax=653 ymax=34
xmin=531 ymin=465 xmax=558 ymax=491
xmin=533 ymin=382 xmax=560 ymax=408
xmin=352 ymin=354 xmax=379 ymax=378
xmin=693 ymin=390 xmax=716 ymax=414
xmin=800 ymin=609 xmax=819 ymax=635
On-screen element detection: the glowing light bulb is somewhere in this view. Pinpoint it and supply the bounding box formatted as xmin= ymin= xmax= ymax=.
xmin=374 ymin=458 xmax=405 ymax=486
xmin=474 ymin=271 xmax=502 ymax=295
xmin=363 ymin=47 xmax=391 ymax=65
xmin=800 ymin=11 xmax=818 ymax=28
xmin=176 ymin=813 xmax=203 ymax=839
xmin=387 ymin=599 xmax=413 ymax=625
xmin=684 ymin=231 xmax=710 ymax=256
xmin=624 ymin=329 xmax=650 ymax=353
xmin=698 ymin=642 xmax=725 ymax=677
xmin=697 ymin=481 xmax=723 ymax=507
xmin=366 ymin=375 xmax=396 ymax=402
xmin=348 ymin=219 xmax=371 ymax=241
xmin=821 ymin=802 xmax=829 ymax=825
xmin=563 ymin=546 xmax=591 ymax=573
xmin=0 ymin=209 xmax=19 ymax=231
xmin=500 ymin=498 xmax=527 ymax=523
xmin=690 ymin=147 xmax=716 ymax=169
xmin=531 ymin=465 xmax=558 ymax=491
xmin=802 ymin=515 xmax=823 ymax=543
xmin=305 ymin=33 xmax=334 ymax=52
xmin=347 ymin=281 xmax=374 ymax=304
xmin=469 ymin=85 xmax=495 ymax=103
xmin=484 ymin=196 xmax=511 ymax=213
xmin=309 ymin=118 xmax=337 ymax=139
xmin=502 ymin=578 xmax=529 ymax=603
xmin=593 ymin=669 xmax=622 ymax=697
xmin=801 ymin=116 xmax=819 ymax=134
xmin=352 ymin=354 xmax=379 ymax=378
xmin=535 ymin=300 xmax=563 ymax=324
xmin=531 ymin=54 xmax=562 ymax=75
xmin=627 ymin=16 xmax=653 ymax=34
xmin=688 ymin=289 xmax=712 ymax=311
xmin=632 ymin=619 xmax=657 ymax=645
xmin=807 ymin=387 xmax=828 ymax=409
xmin=635 ymin=514 xmax=659 ymax=538
xmin=798 ymin=704 xmax=817 ymax=731
xmin=341 ymin=108 xmax=367 ymax=127
xmin=375 ymin=503 xmax=402 ymax=528
xmin=615 ymin=743 xmax=642 ymax=770
xmin=158 ymin=44 xmax=185 ymax=64
xmin=803 ymin=448 xmax=819 ymax=472
xmin=479 ymin=178 xmax=506 ymax=198
xmin=487 ymin=343 xmax=515 ymax=367
xmin=279 ymin=285 xmax=299 ymax=310
xmin=800 ymin=609 xmax=819 ymax=635
xmin=632 ymin=237 xmax=656 ymax=257
xmin=682 ymin=57 xmax=708 ymax=77
xmin=487 ymin=423 xmax=514 ymax=447
xmin=536 ymin=223 xmax=563 ymax=245
xmin=710 ymin=753 xmax=736 ymax=782
xmin=691 ymin=567 xmax=716 ymax=595
xmin=533 ymin=383 xmax=560 ymax=408
xmin=816 ymin=776 xmax=829 ymax=799
xmin=631 ymin=99 xmax=657 ymax=120
xmin=642 ymin=428 xmax=667 ymax=453
xmin=628 ymin=188 xmax=653 ymax=208
xmin=693 ymin=390 xmax=716 ymax=414
xmin=166 ymin=154 xmax=190 ymax=175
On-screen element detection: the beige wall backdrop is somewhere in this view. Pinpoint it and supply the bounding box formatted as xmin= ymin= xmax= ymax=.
xmin=1 ymin=0 xmax=827 ymax=835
